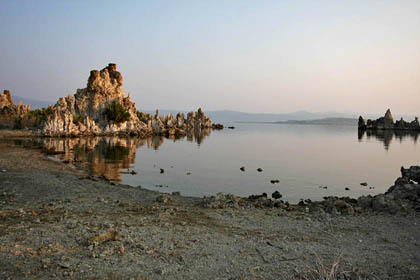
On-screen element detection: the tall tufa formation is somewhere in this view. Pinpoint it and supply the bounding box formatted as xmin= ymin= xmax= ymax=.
xmin=41 ymin=64 xmax=147 ymax=136
xmin=0 ymin=90 xmax=13 ymax=108
xmin=40 ymin=63 xmax=213 ymax=137
xmin=358 ymin=109 xmax=419 ymax=131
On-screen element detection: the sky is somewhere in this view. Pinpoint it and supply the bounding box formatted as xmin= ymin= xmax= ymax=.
xmin=0 ymin=0 xmax=419 ymax=115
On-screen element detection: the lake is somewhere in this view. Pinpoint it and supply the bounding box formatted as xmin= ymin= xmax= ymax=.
xmin=5 ymin=123 xmax=419 ymax=203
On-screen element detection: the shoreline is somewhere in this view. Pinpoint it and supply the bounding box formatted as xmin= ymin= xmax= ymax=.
xmin=1 ymin=141 xmax=420 ymax=279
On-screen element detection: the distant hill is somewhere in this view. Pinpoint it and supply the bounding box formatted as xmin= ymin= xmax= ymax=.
xmin=206 ymin=110 xmax=359 ymax=123
xmin=274 ymin=117 xmax=358 ymax=125
xmin=133 ymin=109 xmax=418 ymax=124
xmin=143 ymin=109 xmax=359 ymax=123
xmin=13 ymin=96 xmax=52 ymax=110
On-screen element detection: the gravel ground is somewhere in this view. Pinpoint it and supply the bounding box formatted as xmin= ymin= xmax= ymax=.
xmin=0 ymin=142 xmax=420 ymax=279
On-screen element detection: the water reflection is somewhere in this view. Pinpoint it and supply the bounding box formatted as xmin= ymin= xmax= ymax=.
xmin=2 ymin=124 xmax=419 ymax=202
xmin=358 ymin=129 xmax=419 ymax=150
xmin=8 ymin=128 xmax=212 ymax=182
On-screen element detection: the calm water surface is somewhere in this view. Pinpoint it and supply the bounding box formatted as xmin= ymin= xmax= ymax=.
xmin=8 ymin=124 xmax=419 ymax=203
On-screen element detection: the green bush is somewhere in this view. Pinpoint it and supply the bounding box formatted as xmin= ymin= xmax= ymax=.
xmin=136 ymin=111 xmax=148 ymax=123
xmin=104 ymin=102 xmax=130 ymax=123
xmin=26 ymin=107 xmax=54 ymax=122
xmin=72 ymin=114 xmax=85 ymax=124
xmin=15 ymin=107 xmax=55 ymax=129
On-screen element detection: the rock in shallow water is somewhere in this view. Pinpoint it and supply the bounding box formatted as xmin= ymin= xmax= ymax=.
xmin=272 ymin=191 xmax=282 ymax=199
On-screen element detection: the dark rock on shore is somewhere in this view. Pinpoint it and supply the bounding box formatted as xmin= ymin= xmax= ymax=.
xmin=203 ymin=165 xmax=420 ymax=215
xmin=310 ymin=166 xmax=420 ymax=215
xmin=248 ymin=193 xmax=268 ymax=200
xmin=272 ymin=191 xmax=282 ymax=199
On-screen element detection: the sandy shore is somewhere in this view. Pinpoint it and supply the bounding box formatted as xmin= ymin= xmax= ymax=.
xmin=0 ymin=141 xmax=420 ymax=279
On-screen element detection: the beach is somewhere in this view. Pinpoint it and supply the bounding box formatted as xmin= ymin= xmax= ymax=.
xmin=0 ymin=141 xmax=419 ymax=279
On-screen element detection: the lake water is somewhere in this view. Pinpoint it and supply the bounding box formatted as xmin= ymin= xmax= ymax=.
xmin=5 ymin=123 xmax=419 ymax=203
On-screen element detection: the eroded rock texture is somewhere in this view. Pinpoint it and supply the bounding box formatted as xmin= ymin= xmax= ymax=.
xmin=41 ymin=64 xmax=213 ymax=137
xmin=0 ymin=90 xmax=31 ymax=128
xmin=0 ymin=90 xmax=31 ymax=117
xmin=41 ymin=64 xmax=147 ymax=136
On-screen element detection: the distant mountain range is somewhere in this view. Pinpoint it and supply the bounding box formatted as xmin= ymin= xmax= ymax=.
xmin=144 ymin=109 xmax=416 ymax=124
xmin=13 ymin=96 xmax=52 ymax=110
xmin=206 ymin=110 xmax=358 ymax=123
xmin=9 ymin=96 xmax=417 ymax=123
xmin=274 ymin=117 xmax=358 ymax=125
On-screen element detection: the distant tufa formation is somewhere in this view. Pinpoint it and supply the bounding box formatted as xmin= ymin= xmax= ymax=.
xmin=41 ymin=63 xmax=213 ymax=136
xmin=0 ymin=90 xmax=31 ymax=128
xmin=358 ymin=109 xmax=420 ymax=131
xmin=0 ymin=90 xmax=31 ymax=117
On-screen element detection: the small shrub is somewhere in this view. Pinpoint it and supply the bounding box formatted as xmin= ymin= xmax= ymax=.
xmin=72 ymin=114 xmax=85 ymax=124
xmin=298 ymin=253 xmax=344 ymax=280
xmin=26 ymin=107 xmax=54 ymax=122
xmin=18 ymin=107 xmax=54 ymax=128
xmin=104 ymin=102 xmax=130 ymax=124
xmin=136 ymin=111 xmax=148 ymax=123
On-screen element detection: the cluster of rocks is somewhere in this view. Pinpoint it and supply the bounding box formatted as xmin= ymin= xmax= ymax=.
xmin=0 ymin=90 xmax=31 ymax=128
xmin=137 ymin=107 xmax=212 ymax=137
xmin=203 ymin=166 xmax=420 ymax=215
xmin=40 ymin=63 xmax=214 ymax=137
xmin=310 ymin=166 xmax=420 ymax=215
xmin=202 ymin=191 xmax=288 ymax=209
xmin=359 ymin=109 xmax=420 ymax=131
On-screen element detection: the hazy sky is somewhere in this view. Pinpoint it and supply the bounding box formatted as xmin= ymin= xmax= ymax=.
xmin=1 ymin=0 xmax=419 ymax=115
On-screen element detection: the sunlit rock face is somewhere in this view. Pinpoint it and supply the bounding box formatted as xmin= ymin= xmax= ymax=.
xmin=0 ymin=90 xmax=31 ymax=117
xmin=138 ymin=108 xmax=212 ymax=136
xmin=41 ymin=64 xmax=149 ymax=136
xmin=0 ymin=90 xmax=14 ymax=109
xmin=359 ymin=109 xmax=420 ymax=131
xmin=41 ymin=63 xmax=213 ymax=137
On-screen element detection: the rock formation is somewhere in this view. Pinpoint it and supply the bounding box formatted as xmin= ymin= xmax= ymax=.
xmin=359 ymin=109 xmax=420 ymax=131
xmin=137 ymin=108 xmax=212 ymax=136
xmin=0 ymin=90 xmax=31 ymax=128
xmin=0 ymin=90 xmax=31 ymax=117
xmin=40 ymin=64 xmax=213 ymax=137
xmin=41 ymin=64 xmax=147 ymax=136
xmin=0 ymin=90 xmax=13 ymax=108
